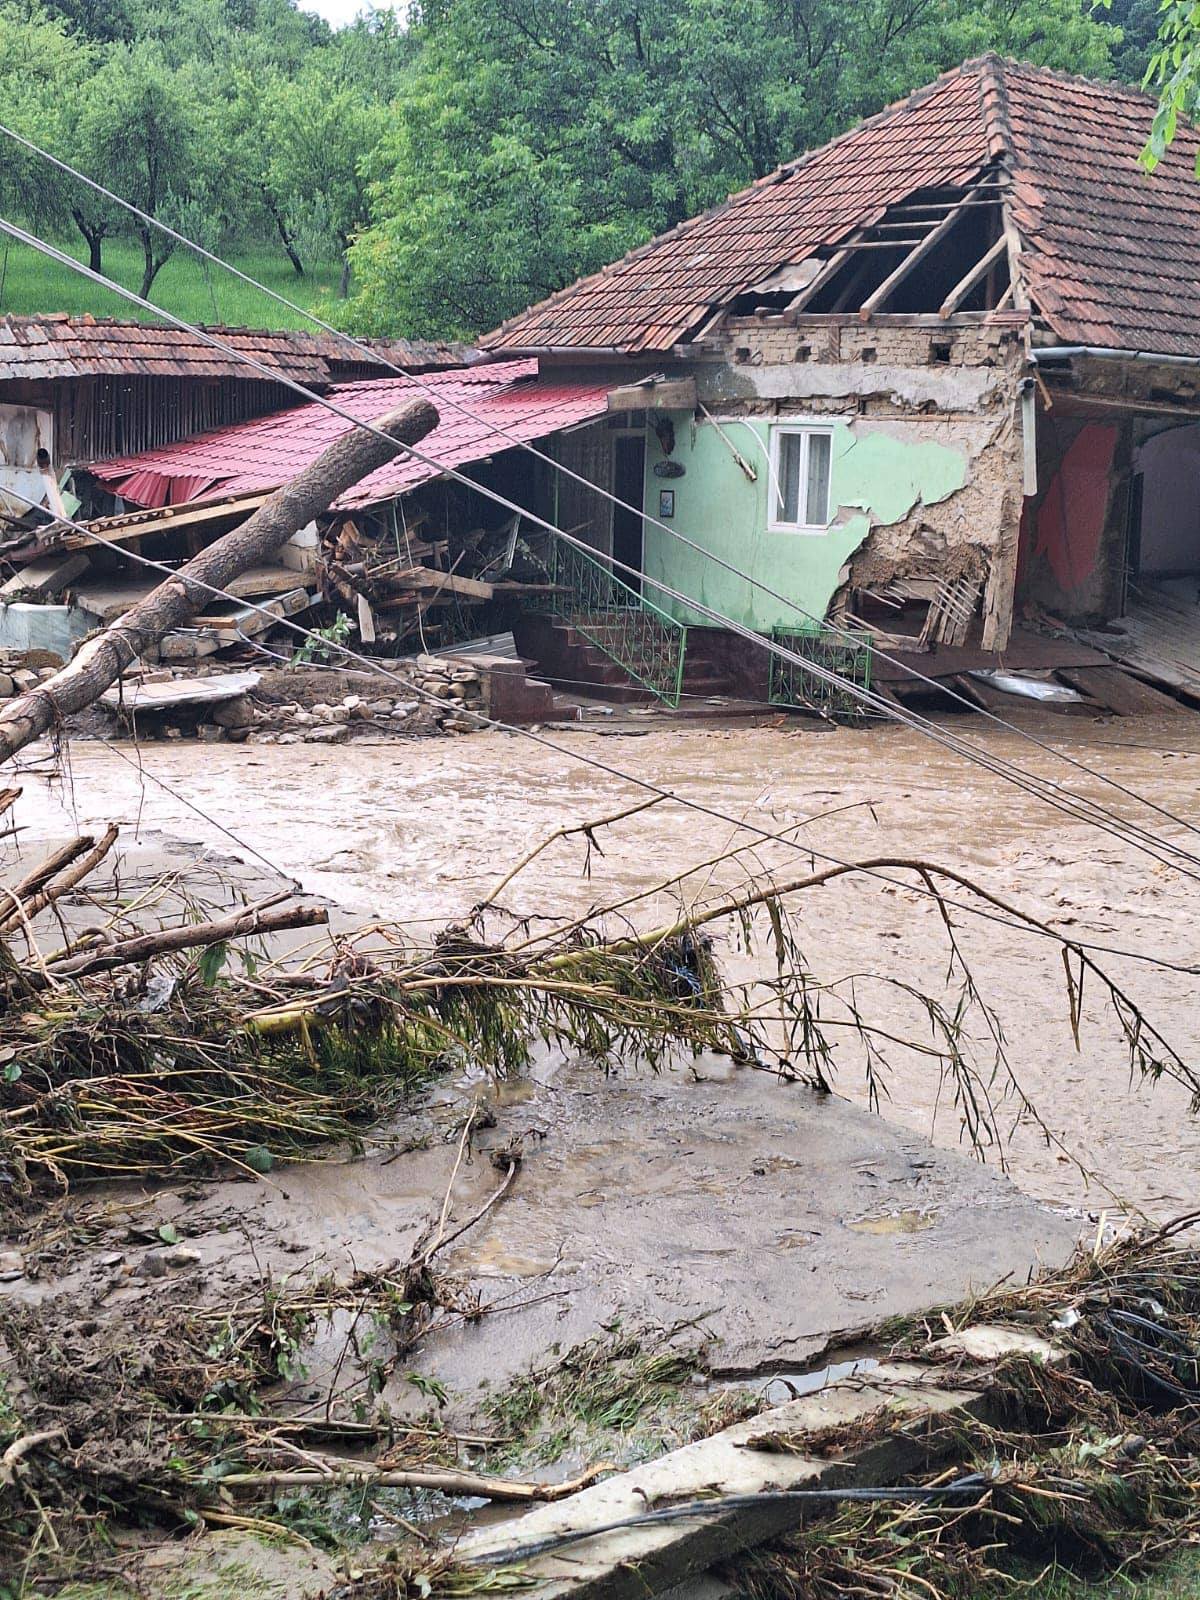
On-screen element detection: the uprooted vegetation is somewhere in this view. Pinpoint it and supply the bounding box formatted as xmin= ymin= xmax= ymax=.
xmin=6 ymin=791 xmax=1200 ymax=1590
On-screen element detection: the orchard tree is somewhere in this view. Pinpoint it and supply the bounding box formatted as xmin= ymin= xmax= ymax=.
xmin=75 ymin=43 xmax=200 ymax=297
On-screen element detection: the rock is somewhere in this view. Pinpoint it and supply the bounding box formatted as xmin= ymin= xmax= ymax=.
xmin=164 ymin=1247 xmax=203 ymax=1269
xmin=11 ymin=668 xmax=38 ymax=692
xmin=310 ymin=702 xmax=333 ymax=720
xmin=292 ymin=709 xmax=313 ymax=726
xmin=198 ymin=725 xmax=224 ymax=743
xmin=0 ymin=1249 xmax=24 ymax=1281
xmin=163 ymin=726 xmax=183 ymax=741
xmin=426 ymin=682 xmax=456 ymax=699
xmin=450 ymin=669 xmax=481 ymax=686
xmin=366 ymin=698 xmax=392 ymax=716
xmin=277 ymin=733 xmax=300 ymax=745
xmin=141 ymin=1251 xmax=168 ymax=1278
xmin=212 ymin=695 xmax=254 ymax=730
xmin=341 ymin=695 xmax=363 ymax=710
xmin=304 ymin=724 xmax=350 ymax=744
xmin=0 ymin=673 xmax=16 ymax=699
xmin=446 ymin=685 xmax=466 ymax=701
xmin=224 ymin=726 xmax=251 ymax=743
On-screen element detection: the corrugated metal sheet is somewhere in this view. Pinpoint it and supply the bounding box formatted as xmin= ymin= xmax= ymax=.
xmin=483 ymin=57 xmax=1200 ymax=359
xmin=90 ymin=359 xmax=611 ymax=511
xmin=0 ymin=315 xmax=477 ymax=384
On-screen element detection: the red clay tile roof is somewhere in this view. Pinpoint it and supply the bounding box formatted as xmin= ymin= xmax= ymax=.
xmin=89 ymin=359 xmax=612 ymax=511
xmin=483 ymin=57 xmax=1200 ymax=360
xmin=0 ymin=315 xmax=476 ymax=384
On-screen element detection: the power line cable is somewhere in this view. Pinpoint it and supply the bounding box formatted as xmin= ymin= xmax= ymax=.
xmin=4 ymin=121 xmax=1195 ymax=851
xmin=2 ymin=215 xmax=1199 ymax=881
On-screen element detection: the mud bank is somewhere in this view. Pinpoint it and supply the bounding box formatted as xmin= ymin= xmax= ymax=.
xmin=15 ymin=710 xmax=1200 ymax=1214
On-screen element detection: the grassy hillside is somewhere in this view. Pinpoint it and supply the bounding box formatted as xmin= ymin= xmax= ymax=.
xmin=0 ymin=232 xmax=344 ymax=331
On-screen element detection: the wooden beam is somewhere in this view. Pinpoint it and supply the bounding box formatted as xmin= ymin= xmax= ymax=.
xmin=392 ymin=566 xmax=494 ymax=601
xmin=860 ymin=181 xmax=994 ymax=319
xmin=785 ymin=247 xmax=855 ymax=313
xmin=62 ymin=492 xmax=272 ymax=550
xmin=608 ymin=377 xmax=696 ymax=413
xmin=938 ymin=234 xmax=1008 ymax=317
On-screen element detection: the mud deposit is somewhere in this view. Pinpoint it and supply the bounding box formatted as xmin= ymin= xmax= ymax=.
xmin=17 ymin=711 xmax=1200 ymax=1216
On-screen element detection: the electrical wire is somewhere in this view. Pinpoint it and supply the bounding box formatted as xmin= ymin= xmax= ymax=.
xmin=4 ymin=119 xmax=1196 ymax=854
xmin=4 ymin=216 xmax=1199 ymax=886
xmin=462 ymin=1476 xmax=994 ymax=1566
xmin=2 ymin=476 xmax=1196 ymax=981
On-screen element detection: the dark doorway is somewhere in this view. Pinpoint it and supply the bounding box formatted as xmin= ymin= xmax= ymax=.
xmin=611 ymin=434 xmax=645 ymax=593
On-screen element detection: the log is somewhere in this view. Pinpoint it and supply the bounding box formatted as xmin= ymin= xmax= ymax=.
xmin=0 ymin=398 xmax=438 ymax=765
xmin=34 ymin=895 xmax=328 ymax=983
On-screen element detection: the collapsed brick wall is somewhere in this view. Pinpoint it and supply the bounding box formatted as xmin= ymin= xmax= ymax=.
xmin=691 ymin=315 xmax=1029 ymax=648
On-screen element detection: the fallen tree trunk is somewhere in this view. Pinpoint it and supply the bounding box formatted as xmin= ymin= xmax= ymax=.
xmin=0 ymin=397 xmax=438 ymax=765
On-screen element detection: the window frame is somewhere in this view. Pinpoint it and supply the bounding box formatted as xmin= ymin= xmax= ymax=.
xmin=767 ymin=422 xmax=836 ymax=534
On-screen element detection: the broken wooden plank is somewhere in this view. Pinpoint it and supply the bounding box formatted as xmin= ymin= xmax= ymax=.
xmin=74 ymin=566 xmax=311 ymax=624
xmin=1057 ymin=665 xmax=1190 ymax=717
xmin=62 ymin=493 xmax=271 ymax=550
xmin=201 ymin=587 xmax=313 ymax=643
xmin=390 ymin=566 xmax=494 ymax=601
xmin=101 ymin=671 xmax=261 ymax=716
xmin=0 ymin=552 xmax=89 ymax=601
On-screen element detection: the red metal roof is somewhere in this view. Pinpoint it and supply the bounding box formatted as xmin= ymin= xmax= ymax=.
xmin=483 ymin=58 xmax=1200 ymax=359
xmin=0 ymin=315 xmax=476 ymax=384
xmin=89 ymin=360 xmax=611 ymax=511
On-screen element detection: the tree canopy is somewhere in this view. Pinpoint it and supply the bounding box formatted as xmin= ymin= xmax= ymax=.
xmin=0 ymin=0 xmax=1166 ymax=337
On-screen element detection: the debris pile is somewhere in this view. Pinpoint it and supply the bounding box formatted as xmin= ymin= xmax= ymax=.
xmin=93 ymin=657 xmax=486 ymax=746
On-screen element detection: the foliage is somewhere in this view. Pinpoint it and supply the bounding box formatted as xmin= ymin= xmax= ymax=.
xmin=345 ymin=0 xmax=1120 ymax=338
xmin=1143 ymin=0 xmax=1200 ymax=174
xmin=1 ymin=0 xmax=1125 ymax=337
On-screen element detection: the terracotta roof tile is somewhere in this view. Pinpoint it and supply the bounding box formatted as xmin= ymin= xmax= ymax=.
xmin=483 ymin=58 xmax=1200 ymax=359
xmin=0 ymin=315 xmax=477 ymax=383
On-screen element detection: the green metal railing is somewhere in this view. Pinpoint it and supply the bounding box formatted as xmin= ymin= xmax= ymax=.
xmin=768 ymin=627 xmax=873 ymax=720
xmin=542 ymin=538 xmax=688 ymax=707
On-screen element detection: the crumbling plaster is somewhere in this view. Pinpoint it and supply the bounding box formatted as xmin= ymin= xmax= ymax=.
xmin=639 ymin=339 xmax=1023 ymax=642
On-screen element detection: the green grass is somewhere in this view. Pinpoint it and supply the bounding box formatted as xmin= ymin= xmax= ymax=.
xmin=1036 ymin=1554 xmax=1200 ymax=1598
xmin=0 ymin=231 xmax=343 ymax=330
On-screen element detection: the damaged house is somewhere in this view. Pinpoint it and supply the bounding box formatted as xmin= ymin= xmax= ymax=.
xmin=10 ymin=57 xmax=1200 ymax=714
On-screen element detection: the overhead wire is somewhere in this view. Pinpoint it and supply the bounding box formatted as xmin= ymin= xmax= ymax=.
xmin=2 ymin=473 xmax=1196 ymax=981
xmin=3 ymin=120 xmax=1196 ymax=855
xmin=4 ymin=217 xmax=1200 ymax=886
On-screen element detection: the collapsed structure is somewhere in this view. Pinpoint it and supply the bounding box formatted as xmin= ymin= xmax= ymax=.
xmin=4 ymin=58 xmax=1200 ymax=712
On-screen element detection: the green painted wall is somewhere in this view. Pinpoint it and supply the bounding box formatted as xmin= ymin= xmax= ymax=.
xmin=640 ymin=414 xmax=968 ymax=632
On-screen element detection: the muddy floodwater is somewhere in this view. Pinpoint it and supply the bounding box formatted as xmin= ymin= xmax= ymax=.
xmin=18 ymin=711 xmax=1200 ymax=1215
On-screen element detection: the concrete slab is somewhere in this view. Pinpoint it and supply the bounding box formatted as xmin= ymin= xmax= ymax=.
xmin=459 ymin=1341 xmax=1055 ymax=1598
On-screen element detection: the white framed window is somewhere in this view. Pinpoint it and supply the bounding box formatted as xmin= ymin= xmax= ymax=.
xmin=768 ymin=424 xmax=834 ymax=532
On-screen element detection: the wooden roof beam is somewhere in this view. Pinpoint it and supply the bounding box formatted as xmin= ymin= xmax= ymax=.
xmin=859 ymin=180 xmax=995 ymax=320
xmin=938 ymin=233 xmax=1009 ymax=317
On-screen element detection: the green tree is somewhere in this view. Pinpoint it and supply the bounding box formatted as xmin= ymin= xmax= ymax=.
xmin=74 ymin=42 xmax=201 ymax=297
xmin=266 ymin=55 xmax=390 ymax=296
xmin=346 ymin=0 xmax=1120 ymax=340
xmin=0 ymin=5 xmax=104 ymax=264
xmin=1143 ymin=2 xmax=1200 ymax=173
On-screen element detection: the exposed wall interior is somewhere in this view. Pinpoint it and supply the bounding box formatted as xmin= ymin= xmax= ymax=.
xmin=1135 ymin=421 xmax=1200 ymax=577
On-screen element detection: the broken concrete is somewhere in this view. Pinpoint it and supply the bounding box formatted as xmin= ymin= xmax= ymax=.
xmin=459 ymin=1334 xmax=1056 ymax=1599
